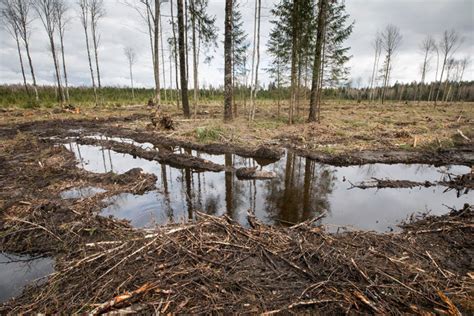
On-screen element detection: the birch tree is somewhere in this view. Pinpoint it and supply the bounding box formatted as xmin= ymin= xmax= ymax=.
xmin=78 ymin=0 xmax=98 ymax=105
xmin=1 ymin=0 xmax=29 ymax=94
xmin=89 ymin=0 xmax=104 ymax=89
xmin=380 ymin=24 xmax=402 ymax=105
xmin=169 ymin=0 xmax=180 ymax=108
xmin=55 ymin=0 xmax=69 ymax=101
xmin=35 ymin=0 xmax=65 ymax=104
xmin=124 ymin=47 xmax=136 ymax=100
xmin=248 ymin=0 xmax=261 ymax=121
xmin=415 ymin=35 xmax=435 ymax=102
xmin=9 ymin=0 xmax=39 ymax=101
xmin=435 ymin=30 xmax=461 ymax=105
xmin=368 ymin=32 xmax=382 ymax=102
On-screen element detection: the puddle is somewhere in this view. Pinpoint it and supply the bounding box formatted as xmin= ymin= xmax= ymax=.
xmin=65 ymin=141 xmax=473 ymax=232
xmin=0 ymin=253 xmax=54 ymax=303
xmin=60 ymin=186 xmax=106 ymax=199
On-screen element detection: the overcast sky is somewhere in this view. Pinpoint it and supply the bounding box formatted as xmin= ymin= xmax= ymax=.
xmin=0 ymin=0 xmax=473 ymax=88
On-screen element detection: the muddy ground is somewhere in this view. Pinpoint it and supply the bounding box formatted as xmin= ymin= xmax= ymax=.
xmin=0 ymin=102 xmax=473 ymax=313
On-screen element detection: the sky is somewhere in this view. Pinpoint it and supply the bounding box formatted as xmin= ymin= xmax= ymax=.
xmin=0 ymin=0 xmax=473 ymax=89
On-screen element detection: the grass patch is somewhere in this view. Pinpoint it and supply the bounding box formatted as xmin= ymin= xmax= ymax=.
xmin=195 ymin=126 xmax=224 ymax=142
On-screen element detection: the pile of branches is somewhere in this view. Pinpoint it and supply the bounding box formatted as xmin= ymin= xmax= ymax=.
xmin=2 ymin=207 xmax=472 ymax=314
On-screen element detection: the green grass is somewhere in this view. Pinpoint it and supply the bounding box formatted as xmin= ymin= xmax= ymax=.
xmin=195 ymin=126 xmax=224 ymax=142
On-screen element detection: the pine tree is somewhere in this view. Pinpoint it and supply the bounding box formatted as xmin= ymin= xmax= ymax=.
xmin=231 ymin=0 xmax=250 ymax=116
xmin=322 ymin=0 xmax=353 ymax=88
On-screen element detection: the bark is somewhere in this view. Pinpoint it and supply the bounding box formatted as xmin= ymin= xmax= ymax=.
xmin=177 ymin=0 xmax=190 ymax=117
xmin=154 ymin=0 xmax=161 ymax=105
xmin=13 ymin=30 xmax=29 ymax=94
xmin=191 ymin=0 xmax=198 ymax=117
xmin=91 ymin=18 xmax=101 ymax=89
xmin=20 ymin=16 xmax=38 ymax=101
xmin=58 ymin=17 xmax=69 ymax=101
xmin=289 ymin=0 xmax=299 ymax=124
xmin=159 ymin=13 xmax=167 ymax=103
xmin=79 ymin=2 xmax=98 ymax=106
xmin=224 ymin=0 xmax=233 ymax=121
xmin=308 ymin=0 xmax=327 ymax=122
xmin=145 ymin=0 xmax=155 ymax=89
xmin=251 ymin=0 xmax=261 ymax=121
xmin=170 ymin=0 xmax=181 ymax=109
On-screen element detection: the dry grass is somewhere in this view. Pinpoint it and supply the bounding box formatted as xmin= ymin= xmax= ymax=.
xmin=1 ymin=100 xmax=472 ymax=153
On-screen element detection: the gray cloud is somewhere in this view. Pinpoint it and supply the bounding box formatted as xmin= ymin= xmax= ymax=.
xmin=0 ymin=0 xmax=472 ymax=88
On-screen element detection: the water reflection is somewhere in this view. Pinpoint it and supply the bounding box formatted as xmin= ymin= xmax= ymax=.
xmin=66 ymin=142 xmax=473 ymax=232
xmin=0 ymin=253 xmax=54 ymax=303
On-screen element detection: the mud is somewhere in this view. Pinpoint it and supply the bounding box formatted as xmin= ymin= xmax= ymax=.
xmin=0 ymin=113 xmax=473 ymax=313
xmin=1 ymin=113 xmax=472 ymax=166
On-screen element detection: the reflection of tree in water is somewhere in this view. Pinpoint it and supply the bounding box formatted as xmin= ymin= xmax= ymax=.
xmin=263 ymin=152 xmax=336 ymax=225
xmin=223 ymin=154 xmax=247 ymax=220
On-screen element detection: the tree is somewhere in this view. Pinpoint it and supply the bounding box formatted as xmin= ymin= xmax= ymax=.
xmin=9 ymin=0 xmax=39 ymax=101
xmin=89 ymin=0 xmax=104 ymax=89
xmin=223 ymin=0 xmax=233 ymax=121
xmin=267 ymin=0 xmax=292 ymax=117
xmin=55 ymin=0 xmax=70 ymax=101
xmin=189 ymin=0 xmax=218 ymax=116
xmin=435 ymin=29 xmax=461 ymax=104
xmin=248 ymin=0 xmax=261 ymax=121
xmin=380 ymin=24 xmax=402 ymax=104
xmin=78 ymin=0 xmax=98 ymax=105
xmin=35 ymin=0 xmax=65 ymax=104
xmin=177 ymin=0 xmax=190 ymax=117
xmin=231 ymin=0 xmax=249 ymax=117
xmin=308 ymin=0 xmax=328 ymax=122
xmin=368 ymin=32 xmax=382 ymax=102
xmin=1 ymin=0 xmax=29 ymax=94
xmin=415 ymin=35 xmax=435 ymax=102
xmin=322 ymin=0 xmax=353 ymax=88
xmin=169 ymin=0 xmax=180 ymax=108
xmin=124 ymin=47 xmax=136 ymax=100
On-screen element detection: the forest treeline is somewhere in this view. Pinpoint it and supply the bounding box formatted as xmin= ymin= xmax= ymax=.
xmin=1 ymin=0 xmax=471 ymax=122
xmin=3 ymin=80 xmax=473 ymax=108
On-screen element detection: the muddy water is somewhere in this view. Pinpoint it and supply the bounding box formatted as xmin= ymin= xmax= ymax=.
xmin=0 ymin=254 xmax=54 ymax=303
xmin=66 ymin=141 xmax=472 ymax=232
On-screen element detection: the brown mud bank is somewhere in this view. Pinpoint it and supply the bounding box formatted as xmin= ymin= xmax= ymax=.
xmin=0 ymin=129 xmax=473 ymax=313
xmin=1 ymin=114 xmax=472 ymax=166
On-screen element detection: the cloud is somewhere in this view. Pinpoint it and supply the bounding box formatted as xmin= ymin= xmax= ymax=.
xmin=0 ymin=0 xmax=472 ymax=88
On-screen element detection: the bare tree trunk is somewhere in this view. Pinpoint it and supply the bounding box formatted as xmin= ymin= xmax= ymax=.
xmin=428 ymin=48 xmax=439 ymax=102
xmin=289 ymin=0 xmax=298 ymax=124
xmin=79 ymin=1 xmax=98 ymax=106
xmin=309 ymin=0 xmax=327 ymax=122
xmin=170 ymin=0 xmax=181 ymax=109
xmin=23 ymin=33 xmax=38 ymax=101
xmin=251 ymin=0 xmax=261 ymax=121
xmin=177 ymin=0 xmax=190 ymax=117
xmin=145 ymin=0 xmax=156 ymax=88
xmin=153 ymin=0 xmax=161 ymax=105
xmin=14 ymin=31 xmax=29 ymax=95
xmin=91 ymin=22 xmax=101 ymax=89
xmin=50 ymin=36 xmax=65 ymax=105
xmin=191 ymin=0 xmax=198 ymax=118
xmin=184 ymin=0 xmax=189 ymax=83
xmin=224 ymin=0 xmax=233 ymax=121
xmin=58 ymin=26 xmax=69 ymax=102
xmin=248 ymin=0 xmax=257 ymax=120
xmin=159 ymin=13 xmax=167 ymax=103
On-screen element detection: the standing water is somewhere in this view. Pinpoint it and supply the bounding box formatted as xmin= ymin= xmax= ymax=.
xmin=66 ymin=140 xmax=472 ymax=232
